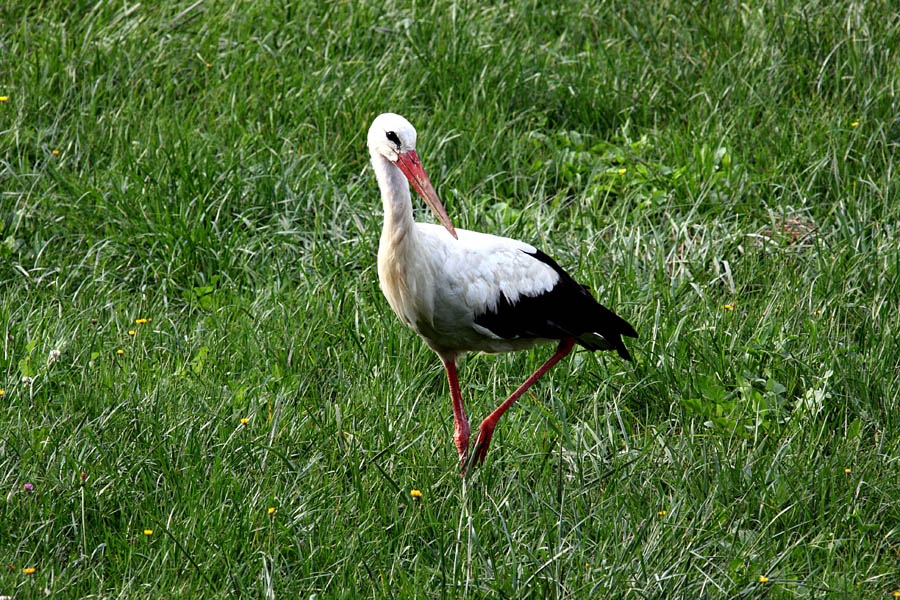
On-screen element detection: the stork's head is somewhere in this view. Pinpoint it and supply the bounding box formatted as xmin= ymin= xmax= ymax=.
xmin=368 ymin=113 xmax=457 ymax=239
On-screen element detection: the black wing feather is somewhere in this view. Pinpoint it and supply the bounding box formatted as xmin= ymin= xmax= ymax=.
xmin=473 ymin=249 xmax=637 ymax=360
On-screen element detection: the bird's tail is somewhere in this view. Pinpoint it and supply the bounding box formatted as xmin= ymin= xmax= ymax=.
xmin=576 ymin=303 xmax=637 ymax=361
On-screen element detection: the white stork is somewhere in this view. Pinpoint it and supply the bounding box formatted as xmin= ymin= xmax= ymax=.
xmin=368 ymin=113 xmax=637 ymax=471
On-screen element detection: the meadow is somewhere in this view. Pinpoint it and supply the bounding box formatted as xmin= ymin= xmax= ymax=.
xmin=2 ymin=0 xmax=899 ymax=597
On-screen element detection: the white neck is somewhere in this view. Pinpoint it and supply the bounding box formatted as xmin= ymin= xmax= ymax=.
xmin=371 ymin=150 xmax=415 ymax=247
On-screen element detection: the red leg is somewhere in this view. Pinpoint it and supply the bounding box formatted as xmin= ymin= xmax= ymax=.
xmin=470 ymin=338 xmax=576 ymax=467
xmin=442 ymin=358 xmax=470 ymax=467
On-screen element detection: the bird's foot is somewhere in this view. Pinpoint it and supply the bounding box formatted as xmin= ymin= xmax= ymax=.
xmin=467 ymin=419 xmax=496 ymax=470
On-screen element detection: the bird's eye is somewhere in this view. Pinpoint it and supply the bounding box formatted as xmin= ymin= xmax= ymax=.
xmin=386 ymin=131 xmax=401 ymax=147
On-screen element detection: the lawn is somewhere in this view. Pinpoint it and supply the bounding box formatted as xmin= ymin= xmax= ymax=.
xmin=2 ymin=0 xmax=899 ymax=597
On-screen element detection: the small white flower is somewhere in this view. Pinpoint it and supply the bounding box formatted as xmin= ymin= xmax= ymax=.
xmin=22 ymin=376 xmax=34 ymax=385
xmin=48 ymin=349 xmax=61 ymax=363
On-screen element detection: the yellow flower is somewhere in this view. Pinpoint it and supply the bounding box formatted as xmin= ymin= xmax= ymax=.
xmin=892 ymin=590 xmax=900 ymax=598
xmin=135 ymin=318 xmax=148 ymax=324
xmin=268 ymin=507 xmax=275 ymax=515
xmin=0 ymin=96 xmax=8 ymax=102
xmin=116 ymin=349 xmax=124 ymax=355
xmin=24 ymin=567 xmax=36 ymax=574
xmin=240 ymin=418 xmax=249 ymax=424
xmin=722 ymin=302 xmax=736 ymax=310
xmin=143 ymin=529 xmax=153 ymax=536
xmin=52 ymin=149 xmax=60 ymax=156
xmin=617 ymin=168 xmax=626 ymax=175
xmin=128 ymin=330 xmax=136 ymax=336
xmin=410 ymin=489 xmax=422 ymax=499
xmin=759 ymin=576 xmax=769 ymax=583
xmin=851 ymin=121 xmax=859 ymax=127
xmin=0 ymin=389 xmax=5 ymax=396
xmin=844 ymin=468 xmax=851 ymax=474
xmin=657 ymin=510 xmax=667 ymax=516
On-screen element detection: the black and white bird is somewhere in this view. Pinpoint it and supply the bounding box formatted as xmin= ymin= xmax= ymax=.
xmin=368 ymin=113 xmax=637 ymax=470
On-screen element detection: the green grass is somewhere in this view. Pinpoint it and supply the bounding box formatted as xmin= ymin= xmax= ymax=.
xmin=2 ymin=0 xmax=899 ymax=597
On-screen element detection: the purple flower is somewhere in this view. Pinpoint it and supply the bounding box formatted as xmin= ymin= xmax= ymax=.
xmin=24 ymin=483 xmax=34 ymax=492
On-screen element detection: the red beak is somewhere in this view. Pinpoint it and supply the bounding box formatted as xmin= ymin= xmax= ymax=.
xmin=395 ymin=150 xmax=458 ymax=239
